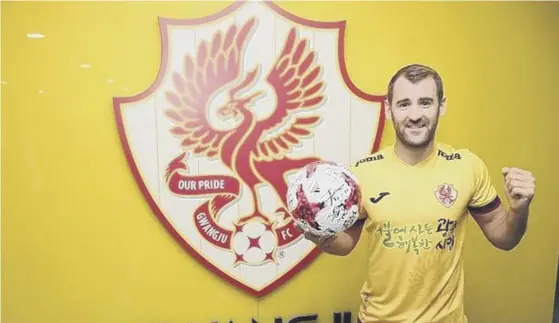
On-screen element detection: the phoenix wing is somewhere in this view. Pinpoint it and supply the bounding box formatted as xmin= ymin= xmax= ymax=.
xmin=164 ymin=18 xmax=256 ymax=158
xmin=251 ymin=28 xmax=325 ymax=162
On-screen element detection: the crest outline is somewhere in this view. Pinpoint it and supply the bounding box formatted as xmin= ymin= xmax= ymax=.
xmin=113 ymin=0 xmax=386 ymax=297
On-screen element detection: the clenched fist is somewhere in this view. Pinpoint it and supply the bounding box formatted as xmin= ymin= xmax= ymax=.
xmin=502 ymin=167 xmax=536 ymax=211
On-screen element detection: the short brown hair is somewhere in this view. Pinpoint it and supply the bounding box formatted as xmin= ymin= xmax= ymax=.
xmin=387 ymin=64 xmax=444 ymax=104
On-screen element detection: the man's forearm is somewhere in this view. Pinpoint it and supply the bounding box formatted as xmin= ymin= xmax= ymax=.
xmin=307 ymin=218 xmax=365 ymax=256
xmin=319 ymin=232 xmax=357 ymax=256
xmin=491 ymin=206 xmax=529 ymax=250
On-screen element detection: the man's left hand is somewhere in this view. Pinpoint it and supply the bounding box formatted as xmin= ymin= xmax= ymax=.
xmin=502 ymin=167 xmax=536 ymax=212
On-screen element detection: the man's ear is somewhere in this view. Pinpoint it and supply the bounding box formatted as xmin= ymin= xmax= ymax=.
xmin=384 ymin=99 xmax=392 ymax=120
xmin=439 ymin=97 xmax=447 ymax=117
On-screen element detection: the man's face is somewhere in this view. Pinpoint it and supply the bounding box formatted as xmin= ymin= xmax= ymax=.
xmin=386 ymin=76 xmax=445 ymax=148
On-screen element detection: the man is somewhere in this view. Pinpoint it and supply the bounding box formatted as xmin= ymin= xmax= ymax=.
xmin=297 ymin=64 xmax=536 ymax=323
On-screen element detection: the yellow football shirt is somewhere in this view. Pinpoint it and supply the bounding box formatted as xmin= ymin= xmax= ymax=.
xmin=350 ymin=142 xmax=501 ymax=323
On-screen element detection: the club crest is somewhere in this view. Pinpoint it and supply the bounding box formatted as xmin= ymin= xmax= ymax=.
xmin=113 ymin=1 xmax=385 ymax=297
xmin=435 ymin=183 xmax=458 ymax=208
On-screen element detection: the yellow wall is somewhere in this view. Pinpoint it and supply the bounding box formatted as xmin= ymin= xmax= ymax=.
xmin=2 ymin=1 xmax=558 ymax=323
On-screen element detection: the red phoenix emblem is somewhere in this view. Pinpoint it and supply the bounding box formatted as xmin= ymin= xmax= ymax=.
xmin=435 ymin=183 xmax=458 ymax=208
xmin=113 ymin=1 xmax=385 ymax=297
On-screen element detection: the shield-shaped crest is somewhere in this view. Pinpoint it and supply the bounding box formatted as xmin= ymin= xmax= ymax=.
xmin=113 ymin=1 xmax=385 ymax=297
xmin=435 ymin=183 xmax=458 ymax=208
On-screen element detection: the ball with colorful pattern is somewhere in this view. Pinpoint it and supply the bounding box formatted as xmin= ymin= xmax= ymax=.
xmin=286 ymin=160 xmax=362 ymax=235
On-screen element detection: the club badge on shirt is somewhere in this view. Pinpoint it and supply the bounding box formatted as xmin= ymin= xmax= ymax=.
xmin=435 ymin=183 xmax=458 ymax=208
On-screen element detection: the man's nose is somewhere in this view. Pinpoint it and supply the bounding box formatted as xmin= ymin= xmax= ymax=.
xmin=407 ymin=105 xmax=422 ymax=120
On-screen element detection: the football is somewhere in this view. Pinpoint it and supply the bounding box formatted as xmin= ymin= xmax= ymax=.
xmin=286 ymin=160 xmax=362 ymax=236
xmin=231 ymin=219 xmax=276 ymax=266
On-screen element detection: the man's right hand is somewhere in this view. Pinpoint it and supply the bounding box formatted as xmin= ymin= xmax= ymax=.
xmin=291 ymin=216 xmax=366 ymax=256
xmin=293 ymin=219 xmax=338 ymax=248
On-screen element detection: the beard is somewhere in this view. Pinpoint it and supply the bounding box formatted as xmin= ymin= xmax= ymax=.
xmin=393 ymin=116 xmax=439 ymax=149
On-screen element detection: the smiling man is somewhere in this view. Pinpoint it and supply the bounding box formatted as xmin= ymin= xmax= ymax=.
xmin=297 ymin=64 xmax=536 ymax=323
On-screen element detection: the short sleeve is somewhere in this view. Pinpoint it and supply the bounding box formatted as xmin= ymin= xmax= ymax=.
xmin=467 ymin=151 xmax=501 ymax=215
xmin=349 ymin=162 xmax=368 ymax=221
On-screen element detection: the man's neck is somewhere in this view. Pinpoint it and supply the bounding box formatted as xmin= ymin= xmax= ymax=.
xmin=394 ymin=140 xmax=436 ymax=166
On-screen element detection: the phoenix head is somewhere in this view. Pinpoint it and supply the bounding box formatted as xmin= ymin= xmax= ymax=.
xmin=216 ymin=66 xmax=265 ymax=122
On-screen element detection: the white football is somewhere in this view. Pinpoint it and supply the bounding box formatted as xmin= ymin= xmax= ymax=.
xmin=286 ymin=160 xmax=362 ymax=235
xmin=231 ymin=219 xmax=277 ymax=265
